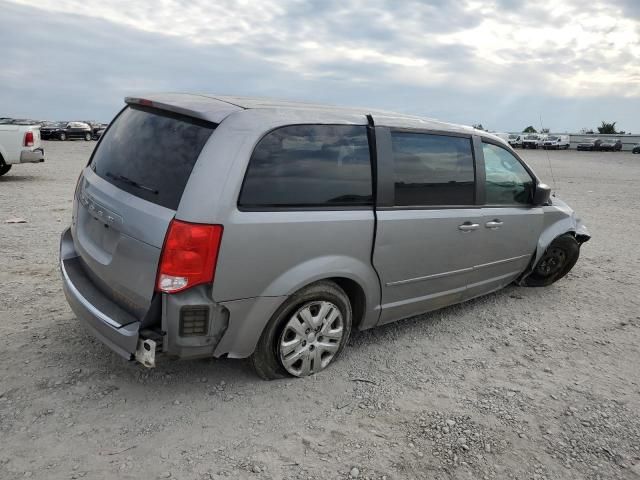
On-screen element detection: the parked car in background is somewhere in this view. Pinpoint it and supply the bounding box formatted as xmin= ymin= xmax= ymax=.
xmin=576 ymin=138 xmax=602 ymax=151
xmin=507 ymin=134 xmax=523 ymax=148
xmin=83 ymin=121 xmax=107 ymax=139
xmin=542 ymin=135 xmax=570 ymax=150
xmin=632 ymin=144 xmax=640 ymax=154
xmin=60 ymin=93 xmax=590 ymax=379
xmin=599 ymin=138 xmax=622 ymax=152
xmin=522 ymin=134 xmax=543 ymax=149
xmin=92 ymin=124 xmax=108 ymax=140
xmin=40 ymin=122 xmax=66 ymax=140
xmin=0 ymin=122 xmax=45 ymax=176
xmin=41 ymin=121 xmax=93 ymax=141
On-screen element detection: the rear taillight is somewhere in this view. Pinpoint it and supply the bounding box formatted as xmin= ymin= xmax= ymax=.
xmin=156 ymin=220 xmax=223 ymax=294
xmin=24 ymin=131 xmax=34 ymax=147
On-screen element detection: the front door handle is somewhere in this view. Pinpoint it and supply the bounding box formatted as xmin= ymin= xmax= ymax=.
xmin=458 ymin=222 xmax=480 ymax=232
xmin=485 ymin=220 xmax=504 ymax=229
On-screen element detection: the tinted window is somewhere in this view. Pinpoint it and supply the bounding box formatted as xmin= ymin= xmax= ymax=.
xmin=239 ymin=125 xmax=372 ymax=208
xmin=91 ymin=106 xmax=214 ymax=210
xmin=391 ymin=132 xmax=475 ymax=206
xmin=482 ymin=142 xmax=534 ymax=205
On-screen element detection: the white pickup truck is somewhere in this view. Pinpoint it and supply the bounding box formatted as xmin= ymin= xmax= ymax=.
xmin=0 ymin=122 xmax=45 ymax=176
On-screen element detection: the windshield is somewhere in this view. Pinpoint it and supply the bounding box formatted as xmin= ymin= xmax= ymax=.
xmin=546 ymin=136 xmax=558 ymax=141
xmin=525 ymin=135 xmax=538 ymax=140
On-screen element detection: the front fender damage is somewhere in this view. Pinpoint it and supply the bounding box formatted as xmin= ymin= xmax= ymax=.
xmin=517 ymin=197 xmax=590 ymax=285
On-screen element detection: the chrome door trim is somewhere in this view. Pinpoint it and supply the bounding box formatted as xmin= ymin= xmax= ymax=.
xmin=475 ymin=253 xmax=531 ymax=270
xmin=386 ymin=253 xmax=531 ymax=287
xmin=386 ymin=266 xmax=474 ymax=287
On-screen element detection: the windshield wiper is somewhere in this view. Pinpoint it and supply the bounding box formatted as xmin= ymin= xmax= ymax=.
xmin=106 ymin=172 xmax=159 ymax=194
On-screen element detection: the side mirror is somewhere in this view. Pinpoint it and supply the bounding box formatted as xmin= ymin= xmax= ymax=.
xmin=532 ymin=183 xmax=551 ymax=206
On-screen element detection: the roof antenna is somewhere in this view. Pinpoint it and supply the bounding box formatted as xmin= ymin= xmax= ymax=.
xmin=540 ymin=114 xmax=557 ymax=196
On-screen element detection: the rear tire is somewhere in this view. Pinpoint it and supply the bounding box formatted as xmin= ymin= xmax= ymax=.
xmin=0 ymin=163 xmax=11 ymax=176
xmin=524 ymin=234 xmax=580 ymax=287
xmin=251 ymin=281 xmax=352 ymax=380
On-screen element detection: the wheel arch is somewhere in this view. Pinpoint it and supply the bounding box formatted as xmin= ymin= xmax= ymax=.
xmin=215 ymin=265 xmax=380 ymax=359
xmin=258 ymin=254 xmax=380 ymax=328
xmin=328 ymin=276 xmax=367 ymax=331
xmin=517 ymin=204 xmax=590 ymax=285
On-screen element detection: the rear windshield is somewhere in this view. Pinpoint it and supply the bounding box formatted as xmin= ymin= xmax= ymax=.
xmin=90 ymin=106 xmax=215 ymax=210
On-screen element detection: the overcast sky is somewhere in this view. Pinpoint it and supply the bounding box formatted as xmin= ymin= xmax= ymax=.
xmin=1 ymin=0 xmax=638 ymax=132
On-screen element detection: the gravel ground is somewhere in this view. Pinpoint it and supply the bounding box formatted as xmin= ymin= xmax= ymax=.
xmin=1 ymin=141 xmax=639 ymax=480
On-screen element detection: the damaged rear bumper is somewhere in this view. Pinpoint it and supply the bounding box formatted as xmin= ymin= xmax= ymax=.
xmin=60 ymin=227 xmax=235 ymax=366
xmin=60 ymin=228 xmax=140 ymax=359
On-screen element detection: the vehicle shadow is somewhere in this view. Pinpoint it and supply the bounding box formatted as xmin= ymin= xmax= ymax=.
xmin=61 ymin=283 xmax=528 ymax=392
xmin=349 ymin=284 xmax=523 ymax=345
xmin=0 ymin=174 xmax=39 ymax=183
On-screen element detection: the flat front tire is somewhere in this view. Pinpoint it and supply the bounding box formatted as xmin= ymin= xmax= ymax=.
xmin=524 ymin=234 xmax=580 ymax=287
xmin=251 ymin=281 xmax=352 ymax=380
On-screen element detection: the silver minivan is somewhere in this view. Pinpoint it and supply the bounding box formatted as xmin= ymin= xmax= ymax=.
xmin=60 ymin=94 xmax=590 ymax=379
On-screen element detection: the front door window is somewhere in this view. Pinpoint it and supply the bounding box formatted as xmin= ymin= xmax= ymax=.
xmin=482 ymin=143 xmax=534 ymax=205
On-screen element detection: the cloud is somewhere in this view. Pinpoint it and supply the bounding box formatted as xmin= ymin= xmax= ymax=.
xmin=0 ymin=0 xmax=639 ymax=132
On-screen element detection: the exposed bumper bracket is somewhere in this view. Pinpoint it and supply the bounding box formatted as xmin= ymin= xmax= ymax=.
xmin=135 ymin=339 xmax=157 ymax=368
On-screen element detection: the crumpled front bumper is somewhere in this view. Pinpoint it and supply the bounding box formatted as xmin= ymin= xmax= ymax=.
xmin=574 ymin=218 xmax=591 ymax=243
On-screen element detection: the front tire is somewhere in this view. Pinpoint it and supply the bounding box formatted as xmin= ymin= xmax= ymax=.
xmin=251 ymin=281 xmax=352 ymax=380
xmin=524 ymin=234 xmax=580 ymax=287
xmin=59 ymin=132 xmax=67 ymax=141
xmin=84 ymin=132 xmax=92 ymax=141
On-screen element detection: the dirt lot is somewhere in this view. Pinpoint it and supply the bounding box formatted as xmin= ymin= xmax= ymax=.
xmin=1 ymin=141 xmax=639 ymax=480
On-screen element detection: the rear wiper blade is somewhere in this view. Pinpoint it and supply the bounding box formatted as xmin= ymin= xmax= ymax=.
xmin=106 ymin=172 xmax=159 ymax=194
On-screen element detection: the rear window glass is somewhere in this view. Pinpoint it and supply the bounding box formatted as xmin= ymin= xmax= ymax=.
xmin=391 ymin=132 xmax=475 ymax=206
xmin=238 ymin=125 xmax=372 ymax=208
xmin=90 ymin=106 xmax=215 ymax=210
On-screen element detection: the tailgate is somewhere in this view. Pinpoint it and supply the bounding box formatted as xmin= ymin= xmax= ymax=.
xmin=72 ymin=171 xmax=173 ymax=322
xmin=70 ymin=104 xmax=216 ymax=324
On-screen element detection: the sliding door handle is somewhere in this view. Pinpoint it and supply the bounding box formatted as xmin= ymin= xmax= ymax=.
xmin=458 ymin=222 xmax=480 ymax=232
xmin=485 ymin=220 xmax=504 ymax=229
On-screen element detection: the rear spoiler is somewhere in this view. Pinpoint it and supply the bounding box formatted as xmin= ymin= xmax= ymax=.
xmin=125 ymin=93 xmax=243 ymax=124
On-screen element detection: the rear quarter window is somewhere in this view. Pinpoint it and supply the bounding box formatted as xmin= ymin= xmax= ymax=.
xmin=238 ymin=124 xmax=372 ymax=208
xmin=90 ymin=106 xmax=215 ymax=210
